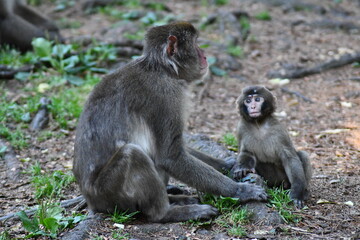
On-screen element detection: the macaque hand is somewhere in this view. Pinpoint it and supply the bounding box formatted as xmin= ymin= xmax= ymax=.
xmin=234 ymin=182 xmax=267 ymax=203
xmin=231 ymin=166 xmax=256 ymax=181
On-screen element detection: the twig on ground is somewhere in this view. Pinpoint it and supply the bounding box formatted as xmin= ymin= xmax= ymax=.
xmin=281 ymin=87 xmax=314 ymax=103
xmin=267 ymin=52 xmax=360 ymax=79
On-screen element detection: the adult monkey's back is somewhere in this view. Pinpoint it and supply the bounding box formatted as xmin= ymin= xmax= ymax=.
xmin=73 ymin=22 xmax=267 ymax=223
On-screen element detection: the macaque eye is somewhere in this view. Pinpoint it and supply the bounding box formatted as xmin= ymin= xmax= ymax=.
xmin=245 ymin=98 xmax=251 ymax=104
xmin=255 ymin=97 xmax=261 ymax=102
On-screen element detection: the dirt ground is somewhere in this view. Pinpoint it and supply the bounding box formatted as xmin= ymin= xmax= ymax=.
xmin=1 ymin=0 xmax=360 ymax=239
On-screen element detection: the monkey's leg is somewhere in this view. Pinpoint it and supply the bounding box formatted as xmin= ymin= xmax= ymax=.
xmin=187 ymin=147 xmax=234 ymax=171
xmin=168 ymin=195 xmax=199 ymax=205
xmin=297 ymin=151 xmax=312 ymax=199
xmin=0 ymin=14 xmax=45 ymax=51
xmin=15 ymin=1 xmax=59 ymax=31
xmin=281 ymin=153 xmax=308 ymax=208
xmin=256 ymin=162 xmax=289 ymax=188
xmin=88 ymin=144 xmax=218 ymax=223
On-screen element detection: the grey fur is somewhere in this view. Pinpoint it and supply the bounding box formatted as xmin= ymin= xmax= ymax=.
xmin=74 ymin=22 xmax=267 ymax=223
xmin=232 ymin=86 xmax=312 ymax=208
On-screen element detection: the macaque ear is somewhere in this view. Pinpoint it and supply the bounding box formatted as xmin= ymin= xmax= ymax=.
xmin=167 ymin=35 xmax=178 ymax=56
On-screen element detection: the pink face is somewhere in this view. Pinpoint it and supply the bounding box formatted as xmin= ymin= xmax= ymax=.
xmin=244 ymin=94 xmax=264 ymax=118
xmin=196 ymin=47 xmax=208 ymax=72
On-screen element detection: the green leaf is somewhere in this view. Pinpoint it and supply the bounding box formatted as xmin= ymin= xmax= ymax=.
xmin=63 ymin=55 xmax=80 ymax=71
xmin=52 ymin=44 xmax=72 ymax=58
xmin=21 ymin=112 xmax=31 ymax=122
xmin=46 ymin=205 xmax=63 ymax=220
xmin=206 ymin=56 xmax=217 ymax=65
xmin=32 ymin=38 xmax=52 ymax=58
xmin=42 ymin=217 xmax=59 ymax=233
xmin=15 ymin=72 xmax=31 ymax=82
xmin=140 ymin=12 xmax=157 ymax=25
xmin=0 ymin=145 xmax=7 ymax=154
xmin=122 ymin=10 xmax=141 ymax=20
xmin=65 ymin=75 xmax=85 ymax=86
xmin=89 ymin=67 xmax=108 ymax=73
xmin=16 ymin=211 xmax=40 ymax=233
xmin=73 ymin=215 xmax=87 ymax=223
xmin=199 ymin=44 xmax=210 ymax=49
xmin=210 ymin=66 xmax=227 ymax=76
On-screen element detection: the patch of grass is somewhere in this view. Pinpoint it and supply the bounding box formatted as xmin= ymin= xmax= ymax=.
xmin=0 ymin=45 xmax=37 ymax=67
xmin=239 ymin=16 xmax=251 ymax=39
xmin=31 ymin=38 xmax=115 ymax=86
xmin=200 ymin=194 xmax=250 ymax=237
xmin=221 ymin=133 xmax=238 ymax=151
xmin=0 ymin=230 xmax=12 ymax=240
xmin=17 ymin=201 xmax=86 ymax=239
xmin=0 ymin=124 xmax=29 ymax=149
xmin=267 ymin=187 xmax=301 ymax=223
xmin=0 ymin=94 xmax=41 ymax=123
xmin=30 ymin=163 xmax=75 ymax=200
xmin=110 ymin=207 xmax=139 ymax=224
xmin=214 ymin=0 xmax=229 ymax=6
xmin=50 ymin=88 xmax=85 ymax=129
xmin=227 ymin=45 xmax=244 ymax=58
xmin=57 ymin=18 xmax=82 ymax=29
xmin=255 ymin=11 xmax=272 ymax=21
xmin=111 ymin=230 xmax=131 ymax=239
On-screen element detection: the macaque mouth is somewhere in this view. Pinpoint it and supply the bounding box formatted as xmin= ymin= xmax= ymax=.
xmin=249 ymin=112 xmax=261 ymax=117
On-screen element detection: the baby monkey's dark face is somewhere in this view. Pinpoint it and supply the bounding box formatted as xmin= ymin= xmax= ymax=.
xmin=244 ymin=94 xmax=264 ymax=118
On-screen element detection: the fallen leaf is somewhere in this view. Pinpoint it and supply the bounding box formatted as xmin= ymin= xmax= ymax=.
xmin=274 ymin=111 xmax=287 ymax=118
xmin=340 ymin=101 xmax=352 ymax=108
xmin=269 ymin=78 xmax=290 ymax=86
xmin=316 ymin=199 xmax=338 ymax=204
xmin=289 ymin=131 xmax=299 ymax=137
xmin=38 ymin=83 xmax=50 ymax=93
xmin=113 ymin=223 xmax=125 ymax=229
xmin=343 ymin=201 xmax=354 ymax=207
xmin=321 ymin=129 xmax=350 ymax=134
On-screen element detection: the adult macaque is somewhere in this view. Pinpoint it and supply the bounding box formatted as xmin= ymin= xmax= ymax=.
xmin=73 ymin=22 xmax=267 ymax=223
xmin=0 ymin=0 xmax=62 ymax=51
xmin=232 ymin=85 xmax=312 ymax=208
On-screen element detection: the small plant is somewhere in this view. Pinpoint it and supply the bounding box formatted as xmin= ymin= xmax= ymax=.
xmin=267 ymin=186 xmax=301 ymax=223
xmin=200 ymin=194 xmax=250 ymax=237
xmin=227 ymin=45 xmax=244 ymax=58
xmin=0 ymin=45 xmax=37 ymax=67
xmin=221 ymin=133 xmax=238 ymax=151
xmin=255 ymin=11 xmax=272 ymax=21
xmin=17 ymin=201 xmax=86 ymax=239
xmin=110 ymin=207 xmax=139 ymax=224
xmin=111 ymin=230 xmax=130 ymax=240
xmin=239 ymin=16 xmax=251 ymax=40
xmin=0 ymin=230 xmax=12 ymax=240
xmin=50 ymin=88 xmax=84 ymax=129
xmin=30 ymin=163 xmax=75 ymax=200
xmin=214 ymin=0 xmax=228 ymax=6
xmin=31 ymin=38 xmax=116 ymax=86
xmin=0 ymin=124 xmax=28 ymax=149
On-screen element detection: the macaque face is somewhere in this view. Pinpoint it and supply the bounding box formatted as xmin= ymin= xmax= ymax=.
xmin=196 ymin=46 xmax=208 ymax=75
xmin=244 ymin=94 xmax=264 ymax=118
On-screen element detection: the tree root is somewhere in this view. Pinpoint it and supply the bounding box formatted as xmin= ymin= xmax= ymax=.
xmin=267 ymin=52 xmax=360 ymax=79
